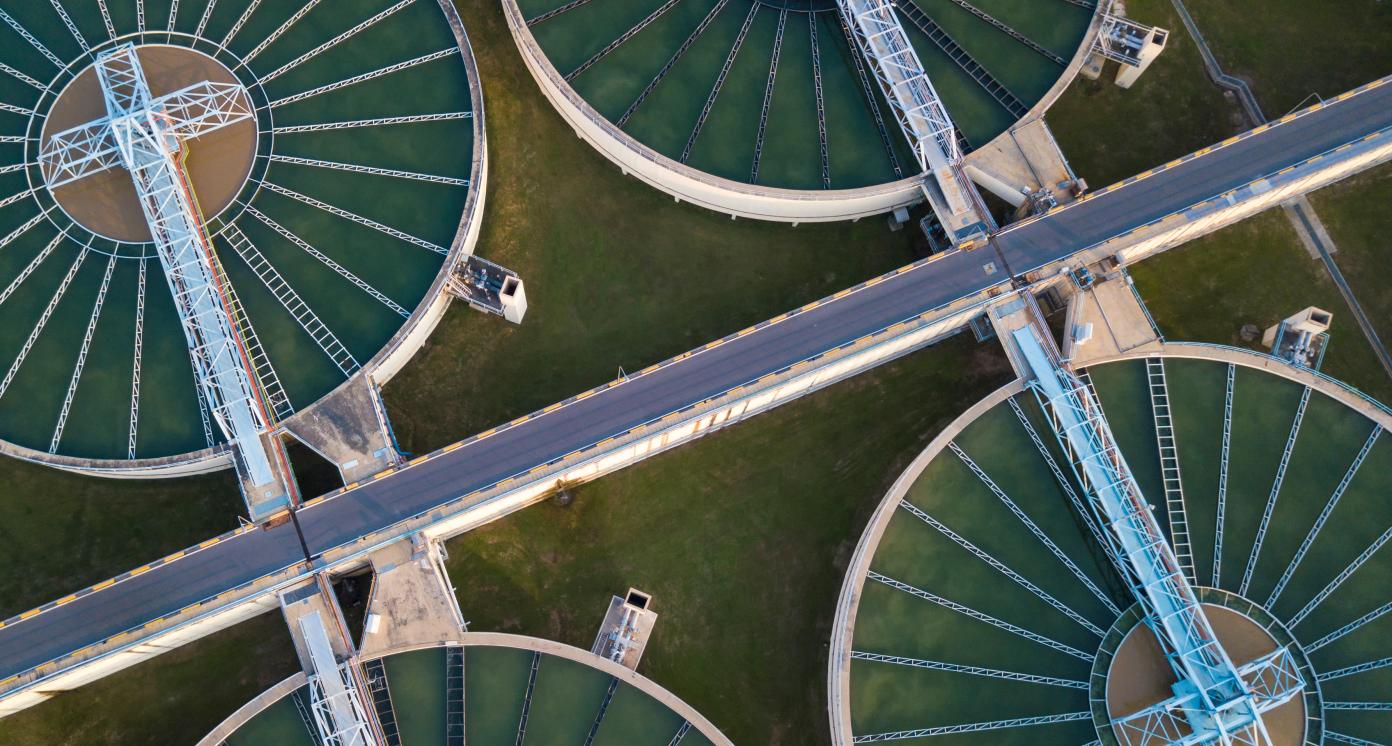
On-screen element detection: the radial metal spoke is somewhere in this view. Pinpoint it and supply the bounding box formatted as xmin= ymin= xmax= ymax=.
xmin=167 ymin=0 xmax=181 ymax=32
xmin=0 ymin=247 xmax=89 ymax=400
xmin=194 ymin=0 xmax=218 ymax=38
xmin=682 ymin=2 xmax=757 ymax=164
xmin=244 ymin=205 xmax=408 ymax=317
xmin=1288 ymin=524 xmax=1392 ymax=629
xmin=853 ymin=712 xmax=1090 ymax=742
xmin=1326 ymin=732 xmax=1384 ymax=746
xmin=1267 ymin=425 xmax=1381 ymax=607
xmin=943 ymin=0 xmax=1066 ymax=64
xmin=851 ymin=650 xmax=1087 ymax=689
xmin=837 ymin=10 xmax=902 ymax=178
xmin=952 ymin=441 xmax=1121 ymax=616
xmin=868 ymin=571 xmax=1093 ymax=660
xmin=617 ymin=0 xmax=729 ymax=129
xmin=268 ymin=48 xmax=455 ymax=109
xmin=0 ymin=231 xmax=64 ymax=308
xmin=0 ymin=135 xmax=28 ymax=144
xmin=0 ymin=187 xmax=34 ymax=210
xmin=49 ymin=0 xmax=90 ymax=52
xmin=0 ymin=10 xmax=65 ymax=68
xmin=51 ymin=251 xmax=117 ymax=452
xmin=268 ymin=154 xmax=468 ymax=186
xmin=0 ymin=209 xmax=53 ymax=257
xmin=1306 ymin=601 xmax=1392 ymax=653
xmin=1318 ymin=657 xmax=1392 ymax=683
xmin=126 ymin=258 xmax=147 ymax=458
xmin=136 ymin=0 xmax=145 ymax=33
xmin=565 ymin=0 xmax=682 ymax=82
xmin=1325 ymin=702 xmax=1392 ymax=712
xmin=0 ymin=61 xmax=42 ymax=89
xmin=0 ymin=101 xmax=35 ymax=117
xmin=240 ymin=0 xmax=322 ymax=66
xmin=270 ymin=111 xmax=471 ymax=134
xmin=98 ymin=0 xmax=117 ymax=41
xmin=1009 ymin=398 xmax=1127 ymax=594
xmin=899 ymin=500 xmax=1104 ymax=636
xmin=260 ymin=0 xmax=415 ymax=83
xmin=1214 ymin=363 xmax=1235 ymax=587
xmin=220 ymin=0 xmax=261 ymax=48
xmin=810 ymin=12 xmax=829 ymax=188
xmin=527 ymin=0 xmax=594 ymax=27
xmin=1240 ymin=386 xmax=1310 ymax=597
xmin=750 ymin=9 xmax=786 ymax=183
xmin=260 ymin=180 xmax=445 ymax=254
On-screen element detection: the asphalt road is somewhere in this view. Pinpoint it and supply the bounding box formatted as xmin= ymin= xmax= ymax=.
xmin=2 ymin=78 xmax=1390 ymax=684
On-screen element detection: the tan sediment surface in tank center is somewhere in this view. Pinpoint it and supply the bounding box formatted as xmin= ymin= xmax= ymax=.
xmin=1106 ymin=604 xmax=1305 ymax=746
xmin=40 ymin=45 xmax=256 ymax=243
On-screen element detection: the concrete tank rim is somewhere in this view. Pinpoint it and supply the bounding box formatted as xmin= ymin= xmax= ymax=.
xmin=502 ymin=0 xmax=1104 ymax=221
xmin=197 ymin=634 xmax=734 ymax=746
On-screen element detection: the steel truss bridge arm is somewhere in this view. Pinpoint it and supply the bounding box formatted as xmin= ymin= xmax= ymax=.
xmin=38 ymin=44 xmax=277 ymax=489
xmin=835 ymin=0 xmax=986 ymax=243
xmin=1008 ymin=321 xmax=1303 ymax=744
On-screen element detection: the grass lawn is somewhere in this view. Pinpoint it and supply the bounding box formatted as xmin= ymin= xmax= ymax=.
xmin=1129 ymin=208 xmax=1392 ymax=402
xmin=1046 ymin=0 xmax=1245 ymax=190
xmin=0 ymin=611 xmax=299 ymax=746
xmin=444 ymin=335 xmax=1012 ymax=746
xmin=1308 ymin=161 xmax=1392 ymax=359
xmin=381 ymin=0 xmax=925 ymax=453
xmin=0 ymin=461 xmax=242 ymax=620
xmin=1185 ymin=0 xmax=1392 ymax=118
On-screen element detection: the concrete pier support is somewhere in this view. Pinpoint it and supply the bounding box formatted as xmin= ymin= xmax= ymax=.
xmin=359 ymin=536 xmax=465 ymax=656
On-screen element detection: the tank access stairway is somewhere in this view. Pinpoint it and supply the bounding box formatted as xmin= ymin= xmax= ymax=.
xmin=991 ymin=294 xmax=1305 ymax=744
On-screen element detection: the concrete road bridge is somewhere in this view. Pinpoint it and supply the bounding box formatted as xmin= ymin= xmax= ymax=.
xmin=2 ymin=73 xmax=1392 ymax=719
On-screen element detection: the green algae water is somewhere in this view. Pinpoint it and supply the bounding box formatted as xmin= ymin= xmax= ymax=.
xmin=844 ymin=357 xmax=1392 ymax=742
xmin=524 ymin=0 xmax=1091 ymax=188
xmin=216 ymin=645 xmax=725 ymax=745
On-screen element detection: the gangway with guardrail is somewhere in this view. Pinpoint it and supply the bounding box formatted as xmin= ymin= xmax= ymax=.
xmin=837 ymin=0 xmax=989 ymax=247
xmin=1005 ymin=305 xmax=1304 ymax=744
xmin=37 ymin=44 xmax=290 ymax=507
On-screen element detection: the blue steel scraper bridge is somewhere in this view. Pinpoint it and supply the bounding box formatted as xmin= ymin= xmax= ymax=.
xmin=1002 ymin=304 xmax=1304 ymax=745
xmin=2 ymin=8 xmax=1392 ymax=736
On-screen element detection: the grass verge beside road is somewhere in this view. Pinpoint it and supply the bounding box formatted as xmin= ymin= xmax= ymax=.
xmin=1184 ymin=0 xmax=1392 ymax=118
xmin=1309 ymin=162 xmax=1392 ymax=365
xmin=382 ymin=0 xmax=922 ymax=453
xmin=0 ymin=462 xmax=241 ymax=620
xmin=0 ymin=611 xmax=298 ymax=746
xmin=1129 ymin=209 xmax=1392 ymax=402
xmin=444 ymin=336 xmax=1012 ymax=745
xmin=1046 ymin=0 xmax=1244 ymax=189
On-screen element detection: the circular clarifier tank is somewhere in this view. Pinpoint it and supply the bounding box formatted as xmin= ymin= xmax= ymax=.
xmin=202 ymin=637 xmax=732 ymax=746
xmin=505 ymin=0 xmax=1096 ymax=220
xmin=830 ymin=349 xmax=1392 ymax=744
xmin=0 ymin=0 xmax=483 ymax=470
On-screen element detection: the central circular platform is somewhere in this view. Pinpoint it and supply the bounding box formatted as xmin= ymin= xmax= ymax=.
xmin=0 ymin=0 xmax=484 ymax=469
xmin=41 ymin=45 xmax=257 ymax=243
xmin=1105 ymin=603 xmax=1305 ymax=746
